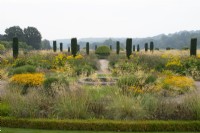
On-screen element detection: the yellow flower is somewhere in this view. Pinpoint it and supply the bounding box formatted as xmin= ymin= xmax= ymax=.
xmin=197 ymin=54 xmax=200 ymax=59
xmin=163 ymin=75 xmax=194 ymax=89
xmin=67 ymin=54 xmax=83 ymax=59
xmin=10 ymin=73 xmax=44 ymax=86
xmin=166 ymin=56 xmax=182 ymax=67
xmin=129 ymin=86 xmax=144 ymax=94
xmin=66 ymin=55 xmax=74 ymax=60
xmin=54 ymin=54 xmax=67 ymax=66
xmin=75 ymin=54 xmax=83 ymax=59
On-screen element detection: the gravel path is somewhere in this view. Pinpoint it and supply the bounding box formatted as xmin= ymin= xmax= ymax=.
xmin=97 ymin=59 xmax=111 ymax=74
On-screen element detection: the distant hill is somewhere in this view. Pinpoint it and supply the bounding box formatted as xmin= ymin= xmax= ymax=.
xmin=50 ymin=30 xmax=200 ymax=50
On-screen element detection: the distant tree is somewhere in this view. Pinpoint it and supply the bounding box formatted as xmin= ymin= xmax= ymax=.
xmin=53 ymin=41 xmax=57 ymax=52
xmin=60 ymin=43 xmax=63 ymax=52
xmin=133 ymin=45 xmax=135 ymax=52
xmin=145 ymin=43 xmax=148 ymax=52
xmin=24 ymin=27 xmax=42 ymax=49
xmin=150 ymin=41 xmax=154 ymax=53
xmin=13 ymin=37 xmax=19 ymax=59
xmin=5 ymin=26 xmax=25 ymax=41
xmin=41 ymin=39 xmax=51 ymax=50
xmin=126 ymin=38 xmax=132 ymax=59
xmin=110 ymin=45 xmax=112 ymax=50
xmin=0 ymin=34 xmax=6 ymax=41
xmin=116 ymin=41 xmax=120 ymax=54
xmin=137 ymin=44 xmax=140 ymax=52
xmin=86 ymin=42 xmax=89 ymax=55
xmin=71 ymin=38 xmax=77 ymax=57
xmin=68 ymin=47 xmax=70 ymax=53
xmin=190 ymin=38 xmax=197 ymax=56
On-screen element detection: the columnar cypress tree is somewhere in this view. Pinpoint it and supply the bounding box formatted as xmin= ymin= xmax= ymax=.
xmin=137 ymin=44 xmax=140 ymax=52
xmin=110 ymin=45 xmax=112 ymax=51
xmin=53 ymin=41 xmax=57 ymax=52
xmin=60 ymin=43 xmax=63 ymax=52
xmin=133 ymin=45 xmax=135 ymax=52
xmin=13 ymin=37 xmax=18 ymax=59
xmin=71 ymin=38 xmax=77 ymax=57
xmin=150 ymin=41 xmax=154 ymax=53
xmin=145 ymin=43 xmax=148 ymax=52
xmin=68 ymin=47 xmax=70 ymax=53
xmin=116 ymin=41 xmax=120 ymax=55
xmin=190 ymin=38 xmax=197 ymax=56
xmin=95 ymin=45 xmax=97 ymax=50
xmin=126 ymin=38 xmax=132 ymax=59
xmin=86 ymin=42 xmax=89 ymax=55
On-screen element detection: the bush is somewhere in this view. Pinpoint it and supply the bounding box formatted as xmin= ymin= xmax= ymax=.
xmin=10 ymin=73 xmax=44 ymax=87
xmin=0 ymin=44 xmax=5 ymax=54
xmin=43 ymin=75 xmax=69 ymax=97
xmin=95 ymin=45 xmax=110 ymax=56
xmin=1 ymin=117 xmax=200 ymax=131
xmin=9 ymin=65 xmax=36 ymax=75
xmin=0 ymin=102 xmax=10 ymax=116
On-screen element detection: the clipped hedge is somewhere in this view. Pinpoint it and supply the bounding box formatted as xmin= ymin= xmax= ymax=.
xmin=1 ymin=117 xmax=200 ymax=132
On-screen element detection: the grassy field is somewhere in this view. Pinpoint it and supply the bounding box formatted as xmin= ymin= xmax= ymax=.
xmin=2 ymin=128 xmax=200 ymax=133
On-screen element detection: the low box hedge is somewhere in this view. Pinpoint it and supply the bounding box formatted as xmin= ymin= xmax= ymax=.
xmin=1 ymin=117 xmax=200 ymax=132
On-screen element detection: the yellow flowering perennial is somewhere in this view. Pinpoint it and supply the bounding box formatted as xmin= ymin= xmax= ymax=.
xmin=197 ymin=54 xmax=200 ymax=59
xmin=10 ymin=73 xmax=44 ymax=86
xmin=163 ymin=76 xmax=194 ymax=89
xmin=67 ymin=54 xmax=83 ymax=60
xmin=54 ymin=54 xmax=67 ymax=66
xmin=166 ymin=56 xmax=182 ymax=67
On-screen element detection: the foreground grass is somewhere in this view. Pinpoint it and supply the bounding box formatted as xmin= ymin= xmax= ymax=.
xmin=2 ymin=128 xmax=200 ymax=133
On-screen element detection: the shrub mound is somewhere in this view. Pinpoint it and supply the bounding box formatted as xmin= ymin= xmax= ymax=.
xmin=95 ymin=45 xmax=110 ymax=56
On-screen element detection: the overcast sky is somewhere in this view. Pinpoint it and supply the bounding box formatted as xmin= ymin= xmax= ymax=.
xmin=0 ymin=0 xmax=200 ymax=40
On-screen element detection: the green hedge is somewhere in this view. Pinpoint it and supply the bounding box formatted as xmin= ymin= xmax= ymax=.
xmin=1 ymin=117 xmax=200 ymax=132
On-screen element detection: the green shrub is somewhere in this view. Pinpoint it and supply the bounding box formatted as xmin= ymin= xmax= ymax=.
xmin=1 ymin=117 xmax=200 ymax=131
xmin=117 ymin=75 xmax=137 ymax=89
xmin=145 ymin=75 xmax=157 ymax=84
xmin=0 ymin=102 xmax=10 ymax=116
xmin=95 ymin=45 xmax=110 ymax=56
xmin=43 ymin=75 xmax=69 ymax=97
xmin=74 ymin=65 xmax=94 ymax=76
xmin=0 ymin=44 xmax=5 ymax=54
xmin=9 ymin=65 xmax=36 ymax=75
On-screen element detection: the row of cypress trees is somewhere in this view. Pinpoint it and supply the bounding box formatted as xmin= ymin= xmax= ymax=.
xmin=11 ymin=37 xmax=198 ymax=59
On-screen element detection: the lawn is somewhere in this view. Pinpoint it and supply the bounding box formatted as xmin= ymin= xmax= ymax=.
xmin=2 ymin=128 xmax=200 ymax=133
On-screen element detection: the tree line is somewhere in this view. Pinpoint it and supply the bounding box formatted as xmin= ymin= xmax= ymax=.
xmin=0 ymin=26 xmax=51 ymax=50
